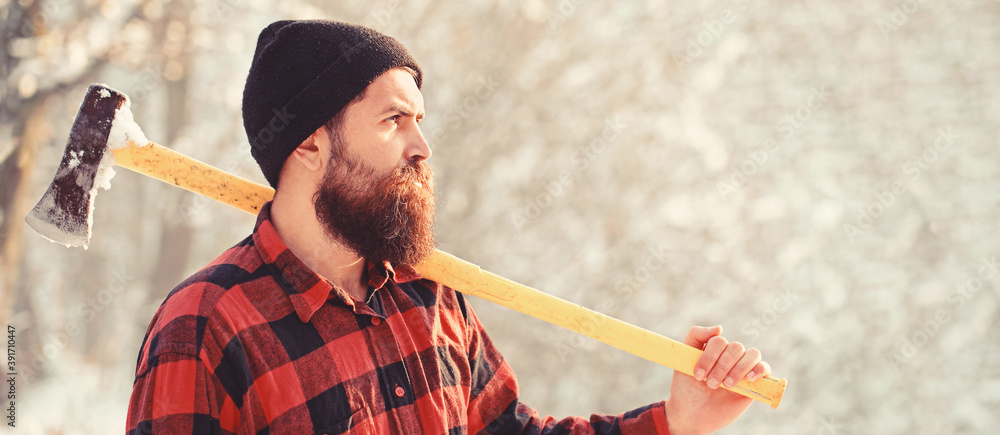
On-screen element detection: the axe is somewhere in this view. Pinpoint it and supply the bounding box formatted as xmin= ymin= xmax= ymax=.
xmin=26 ymin=84 xmax=787 ymax=408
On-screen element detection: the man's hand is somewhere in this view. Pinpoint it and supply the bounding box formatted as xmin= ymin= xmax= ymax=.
xmin=665 ymin=325 xmax=771 ymax=435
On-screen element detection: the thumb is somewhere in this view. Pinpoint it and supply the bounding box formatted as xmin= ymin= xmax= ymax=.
xmin=683 ymin=325 xmax=723 ymax=349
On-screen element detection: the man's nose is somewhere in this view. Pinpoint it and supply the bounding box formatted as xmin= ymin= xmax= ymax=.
xmin=405 ymin=122 xmax=432 ymax=162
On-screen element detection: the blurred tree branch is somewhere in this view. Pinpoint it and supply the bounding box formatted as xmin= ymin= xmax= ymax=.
xmin=0 ymin=0 xmax=149 ymax=375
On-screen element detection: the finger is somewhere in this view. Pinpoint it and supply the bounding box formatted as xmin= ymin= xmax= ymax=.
xmin=723 ymin=348 xmax=761 ymax=388
xmin=683 ymin=325 xmax=723 ymax=350
xmin=694 ymin=335 xmax=728 ymax=382
xmin=706 ymin=341 xmax=745 ymax=389
xmin=746 ymin=360 xmax=772 ymax=382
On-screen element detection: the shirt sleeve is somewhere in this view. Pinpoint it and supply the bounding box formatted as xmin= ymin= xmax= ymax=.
xmin=125 ymin=339 xmax=237 ymax=435
xmin=126 ymin=294 xmax=242 ymax=435
xmin=458 ymin=294 xmax=670 ymax=435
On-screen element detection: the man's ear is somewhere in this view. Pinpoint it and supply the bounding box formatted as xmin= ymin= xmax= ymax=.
xmin=289 ymin=129 xmax=324 ymax=172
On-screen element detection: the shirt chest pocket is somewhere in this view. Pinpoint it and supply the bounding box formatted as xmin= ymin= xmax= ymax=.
xmin=316 ymin=408 xmax=374 ymax=435
xmin=312 ymin=385 xmax=375 ymax=435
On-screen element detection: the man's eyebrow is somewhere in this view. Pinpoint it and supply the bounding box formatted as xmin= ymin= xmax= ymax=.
xmin=380 ymin=102 xmax=424 ymax=119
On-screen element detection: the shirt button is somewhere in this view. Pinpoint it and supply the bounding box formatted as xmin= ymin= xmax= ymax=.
xmin=371 ymin=317 xmax=381 ymax=326
xmin=394 ymin=385 xmax=405 ymax=397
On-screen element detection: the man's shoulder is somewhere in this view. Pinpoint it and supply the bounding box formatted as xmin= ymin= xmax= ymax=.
xmin=164 ymin=235 xmax=268 ymax=304
xmin=140 ymin=236 xmax=272 ymax=355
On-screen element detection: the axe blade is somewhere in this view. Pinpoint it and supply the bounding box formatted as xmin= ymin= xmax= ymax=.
xmin=25 ymin=84 xmax=127 ymax=249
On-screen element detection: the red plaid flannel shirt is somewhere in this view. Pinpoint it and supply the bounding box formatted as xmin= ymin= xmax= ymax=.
xmin=126 ymin=202 xmax=668 ymax=434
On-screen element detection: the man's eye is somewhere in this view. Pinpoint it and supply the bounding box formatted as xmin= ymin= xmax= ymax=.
xmin=385 ymin=115 xmax=400 ymax=123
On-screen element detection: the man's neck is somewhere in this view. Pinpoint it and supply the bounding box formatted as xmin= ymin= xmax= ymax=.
xmin=270 ymin=191 xmax=369 ymax=302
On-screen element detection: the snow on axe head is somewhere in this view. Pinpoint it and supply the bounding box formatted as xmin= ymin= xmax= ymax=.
xmin=24 ymin=84 xmax=130 ymax=249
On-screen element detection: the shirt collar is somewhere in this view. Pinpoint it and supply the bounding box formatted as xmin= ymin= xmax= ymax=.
xmin=252 ymin=201 xmax=423 ymax=322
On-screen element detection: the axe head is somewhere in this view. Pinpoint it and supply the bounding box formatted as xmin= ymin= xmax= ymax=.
xmin=25 ymin=84 xmax=128 ymax=249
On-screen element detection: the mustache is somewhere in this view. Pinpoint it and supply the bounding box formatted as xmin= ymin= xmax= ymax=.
xmin=392 ymin=160 xmax=433 ymax=187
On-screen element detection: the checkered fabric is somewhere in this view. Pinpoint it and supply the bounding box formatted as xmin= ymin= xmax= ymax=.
xmin=126 ymin=201 xmax=669 ymax=434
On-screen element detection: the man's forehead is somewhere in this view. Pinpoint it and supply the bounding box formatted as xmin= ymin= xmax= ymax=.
xmin=361 ymin=69 xmax=424 ymax=114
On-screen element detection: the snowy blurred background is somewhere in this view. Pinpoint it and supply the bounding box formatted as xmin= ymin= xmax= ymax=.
xmin=1 ymin=0 xmax=998 ymax=433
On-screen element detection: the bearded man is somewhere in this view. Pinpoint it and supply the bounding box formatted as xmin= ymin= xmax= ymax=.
xmin=126 ymin=20 xmax=772 ymax=435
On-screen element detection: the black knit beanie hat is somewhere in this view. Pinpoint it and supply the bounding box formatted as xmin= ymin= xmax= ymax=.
xmin=243 ymin=20 xmax=423 ymax=187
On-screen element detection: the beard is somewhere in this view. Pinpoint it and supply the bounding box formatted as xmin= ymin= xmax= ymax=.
xmin=313 ymin=143 xmax=437 ymax=267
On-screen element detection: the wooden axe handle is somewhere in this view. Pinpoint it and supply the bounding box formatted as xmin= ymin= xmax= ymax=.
xmin=114 ymin=140 xmax=787 ymax=408
xmin=418 ymin=251 xmax=786 ymax=408
xmin=113 ymin=141 xmax=273 ymax=215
